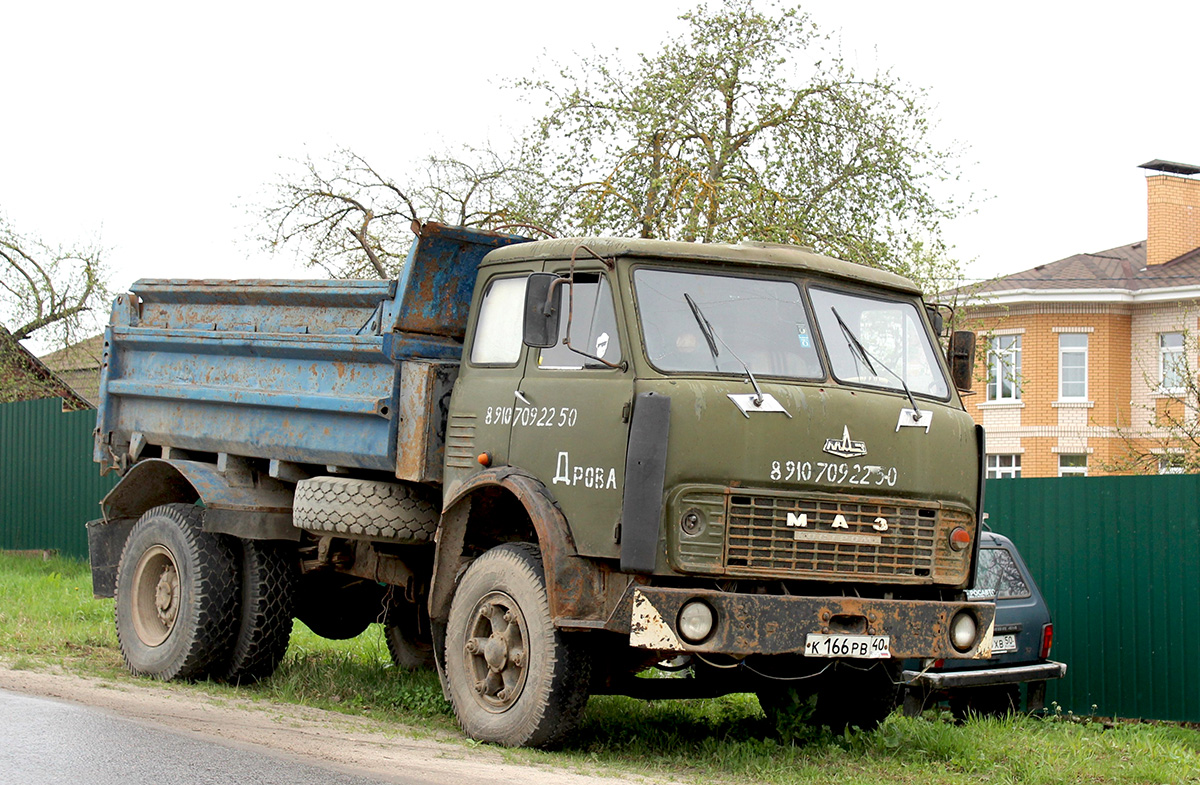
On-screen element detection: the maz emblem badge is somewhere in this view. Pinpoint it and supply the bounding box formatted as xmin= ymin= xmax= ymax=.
xmin=823 ymin=426 xmax=867 ymax=458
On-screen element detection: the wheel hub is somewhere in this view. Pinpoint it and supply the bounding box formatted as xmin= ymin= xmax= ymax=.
xmin=464 ymin=593 xmax=528 ymax=712
xmin=130 ymin=544 xmax=181 ymax=647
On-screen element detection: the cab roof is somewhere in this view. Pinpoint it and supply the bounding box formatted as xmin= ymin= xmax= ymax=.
xmin=482 ymin=236 xmax=923 ymax=295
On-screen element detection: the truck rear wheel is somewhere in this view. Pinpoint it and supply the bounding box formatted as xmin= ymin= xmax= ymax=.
xmin=115 ymin=504 xmax=239 ymax=681
xmin=214 ymin=539 xmax=296 ymax=685
xmin=293 ymin=477 xmax=438 ymax=542
xmin=444 ymin=543 xmax=590 ymax=747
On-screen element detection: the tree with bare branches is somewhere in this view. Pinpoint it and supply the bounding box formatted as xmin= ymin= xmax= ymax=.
xmin=0 ymin=213 xmax=109 ymax=403
xmin=258 ymin=145 xmax=544 ymax=279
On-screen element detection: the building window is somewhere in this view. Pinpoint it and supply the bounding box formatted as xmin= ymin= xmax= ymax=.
xmin=1058 ymin=333 xmax=1088 ymax=400
xmin=1160 ymin=332 xmax=1185 ymax=392
xmin=987 ymin=335 xmax=1021 ymax=401
xmin=1158 ymin=455 xmax=1185 ymax=475
xmin=1058 ymin=454 xmax=1087 ymax=477
xmin=986 ymin=454 xmax=1021 ymax=479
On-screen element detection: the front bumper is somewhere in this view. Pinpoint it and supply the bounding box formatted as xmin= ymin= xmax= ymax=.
xmin=902 ymin=660 xmax=1067 ymax=689
xmin=629 ymin=587 xmax=996 ymax=659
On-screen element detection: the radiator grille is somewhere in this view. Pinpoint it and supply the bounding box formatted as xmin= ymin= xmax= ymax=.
xmin=725 ymin=492 xmax=956 ymax=581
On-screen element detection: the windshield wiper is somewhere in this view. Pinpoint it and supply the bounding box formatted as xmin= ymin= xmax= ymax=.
xmin=830 ymin=307 xmax=922 ymax=421
xmin=685 ymin=293 xmax=765 ymax=406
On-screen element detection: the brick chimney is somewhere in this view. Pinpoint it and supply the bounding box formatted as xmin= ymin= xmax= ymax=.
xmin=1142 ymin=159 xmax=1200 ymax=266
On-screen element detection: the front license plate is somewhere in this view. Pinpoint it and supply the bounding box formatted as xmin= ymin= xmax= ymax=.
xmin=992 ymin=634 xmax=1017 ymax=654
xmin=804 ymin=634 xmax=891 ymax=659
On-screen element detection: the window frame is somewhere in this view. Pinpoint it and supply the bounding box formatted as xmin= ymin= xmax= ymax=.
xmin=535 ymin=271 xmax=623 ymax=371
xmin=1159 ymin=331 xmax=1185 ymax=393
xmin=986 ymin=454 xmax=1022 ymax=479
xmin=1058 ymin=332 xmax=1089 ymax=401
xmin=1058 ymin=453 xmax=1088 ymax=477
xmin=986 ymin=335 xmax=1022 ymax=402
xmin=467 ymin=274 xmax=530 ymax=368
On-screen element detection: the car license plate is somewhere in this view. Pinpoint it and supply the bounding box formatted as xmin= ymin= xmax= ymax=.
xmin=992 ymin=634 xmax=1017 ymax=654
xmin=804 ymin=634 xmax=891 ymax=659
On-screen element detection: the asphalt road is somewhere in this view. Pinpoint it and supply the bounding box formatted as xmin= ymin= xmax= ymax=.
xmin=0 ymin=689 xmax=421 ymax=785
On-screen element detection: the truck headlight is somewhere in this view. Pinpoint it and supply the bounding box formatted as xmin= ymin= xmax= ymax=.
xmin=950 ymin=610 xmax=977 ymax=652
xmin=677 ymin=600 xmax=715 ymax=644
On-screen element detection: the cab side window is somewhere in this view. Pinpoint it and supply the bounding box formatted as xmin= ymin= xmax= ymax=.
xmin=537 ymin=274 xmax=621 ymax=369
xmin=470 ymin=276 xmax=527 ymax=366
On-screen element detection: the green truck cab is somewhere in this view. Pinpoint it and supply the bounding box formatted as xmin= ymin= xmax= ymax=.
xmin=438 ymin=237 xmax=992 ymax=740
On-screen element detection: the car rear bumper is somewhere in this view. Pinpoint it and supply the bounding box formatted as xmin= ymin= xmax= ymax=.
xmin=902 ymin=660 xmax=1067 ymax=689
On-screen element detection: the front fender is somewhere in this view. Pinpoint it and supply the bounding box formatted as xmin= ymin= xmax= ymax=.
xmin=431 ymin=467 xmax=607 ymax=625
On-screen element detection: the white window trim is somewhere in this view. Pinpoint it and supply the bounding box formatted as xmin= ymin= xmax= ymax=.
xmin=1159 ymin=332 xmax=1185 ymax=394
xmin=1057 ymin=453 xmax=1088 ymax=477
xmin=986 ymin=453 xmax=1022 ymax=479
xmin=987 ymin=335 xmax=1022 ymax=402
xmin=1057 ymin=333 xmax=1088 ymax=402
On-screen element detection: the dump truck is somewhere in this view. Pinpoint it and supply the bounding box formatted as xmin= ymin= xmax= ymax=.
xmin=87 ymin=222 xmax=994 ymax=747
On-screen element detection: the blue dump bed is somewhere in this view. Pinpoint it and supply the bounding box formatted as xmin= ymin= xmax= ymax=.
xmin=94 ymin=223 xmax=529 ymax=478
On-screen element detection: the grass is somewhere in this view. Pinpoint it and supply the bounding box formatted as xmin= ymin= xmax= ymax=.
xmin=2 ymin=552 xmax=1199 ymax=784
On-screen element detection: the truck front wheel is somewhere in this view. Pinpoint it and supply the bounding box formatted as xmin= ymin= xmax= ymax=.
xmin=114 ymin=504 xmax=239 ymax=680
xmin=444 ymin=543 xmax=590 ymax=747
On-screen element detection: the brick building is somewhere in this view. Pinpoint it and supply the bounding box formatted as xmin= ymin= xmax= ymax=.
xmin=957 ymin=160 xmax=1200 ymax=478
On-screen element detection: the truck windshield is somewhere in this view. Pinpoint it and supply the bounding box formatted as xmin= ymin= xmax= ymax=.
xmin=633 ymin=269 xmax=822 ymax=379
xmin=808 ymin=287 xmax=949 ymax=399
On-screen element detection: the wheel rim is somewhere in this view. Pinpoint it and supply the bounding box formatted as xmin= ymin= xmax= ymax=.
xmin=130 ymin=544 xmax=180 ymax=647
xmin=463 ymin=590 xmax=529 ymax=713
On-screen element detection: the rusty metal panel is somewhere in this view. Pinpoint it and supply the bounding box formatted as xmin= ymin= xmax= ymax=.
xmin=628 ymin=586 xmax=995 ymax=659
xmin=0 ymin=399 xmax=117 ymax=559
xmin=387 ymin=222 xmax=530 ymax=339
xmin=395 ymin=360 xmax=459 ymax=484
xmin=985 ymin=475 xmax=1200 ymax=723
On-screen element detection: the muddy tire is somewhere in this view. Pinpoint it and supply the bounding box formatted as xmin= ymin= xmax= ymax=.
xmin=293 ymin=477 xmax=438 ymax=542
xmin=214 ymin=539 xmax=296 ymax=685
xmin=445 ymin=543 xmax=591 ymax=747
xmin=385 ymin=598 xmax=435 ymax=671
xmin=115 ymin=504 xmax=239 ymax=681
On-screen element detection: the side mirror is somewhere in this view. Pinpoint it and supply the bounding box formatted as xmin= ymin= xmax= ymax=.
xmin=948 ymin=330 xmax=976 ymax=391
xmin=522 ymin=272 xmax=563 ymax=348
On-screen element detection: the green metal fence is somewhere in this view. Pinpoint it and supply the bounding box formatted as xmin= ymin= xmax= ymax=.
xmin=0 ymin=398 xmax=116 ymax=559
xmin=986 ymin=474 xmax=1200 ymax=723
xmin=3 ymin=396 xmax=1198 ymax=722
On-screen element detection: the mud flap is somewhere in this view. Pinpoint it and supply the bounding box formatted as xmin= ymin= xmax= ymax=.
xmin=620 ymin=392 xmax=671 ymax=573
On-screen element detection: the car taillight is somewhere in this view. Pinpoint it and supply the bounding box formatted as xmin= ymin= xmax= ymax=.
xmin=1040 ymin=623 xmax=1054 ymax=659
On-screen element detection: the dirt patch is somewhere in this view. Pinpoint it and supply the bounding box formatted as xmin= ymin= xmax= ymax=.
xmin=0 ymin=666 xmax=663 ymax=785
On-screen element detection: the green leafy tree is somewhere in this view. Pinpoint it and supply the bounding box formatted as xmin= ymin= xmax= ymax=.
xmin=516 ymin=0 xmax=964 ymax=276
xmin=259 ymin=1 xmax=966 ymax=287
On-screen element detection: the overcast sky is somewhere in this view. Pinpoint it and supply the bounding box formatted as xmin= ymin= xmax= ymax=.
xmin=3 ymin=0 xmax=1198 ymax=348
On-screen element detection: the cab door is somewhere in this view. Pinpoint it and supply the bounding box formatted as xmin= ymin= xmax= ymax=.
xmin=507 ymin=267 xmax=633 ymax=558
